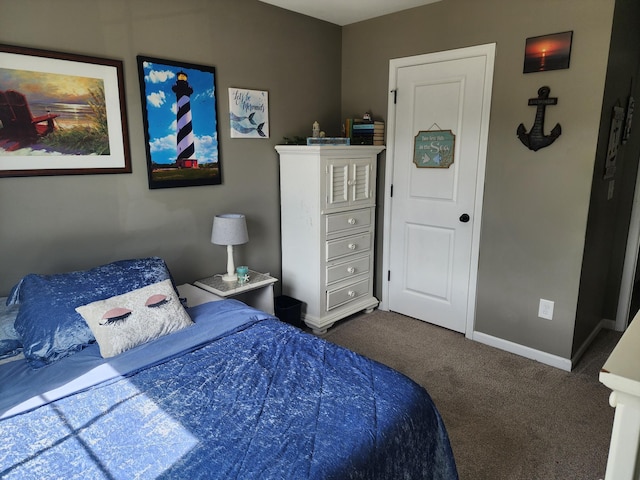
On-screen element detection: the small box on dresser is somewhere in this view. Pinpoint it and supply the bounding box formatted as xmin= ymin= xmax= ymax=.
xmin=276 ymin=145 xmax=385 ymax=334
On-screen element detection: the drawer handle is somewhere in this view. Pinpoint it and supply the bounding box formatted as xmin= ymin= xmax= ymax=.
xmin=348 ymin=218 xmax=356 ymax=225
xmin=347 ymin=179 xmax=355 ymax=186
xmin=347 ymin=267 xmax=355 ymax=274
xmin=348 ymin=243 xmax=357 ymax=250
xmin=347 ymin=290 xmax=356 ymax=297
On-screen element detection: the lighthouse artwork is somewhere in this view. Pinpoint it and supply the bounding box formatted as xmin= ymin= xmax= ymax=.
xmin=137 ymin=56 xmax=221 ymax=189
xmin=172 ymin=71 xmax=198 ymax=168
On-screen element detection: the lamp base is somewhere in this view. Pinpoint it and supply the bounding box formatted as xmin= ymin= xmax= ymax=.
xmin=222 ymin=273 xmax=237 ymax=282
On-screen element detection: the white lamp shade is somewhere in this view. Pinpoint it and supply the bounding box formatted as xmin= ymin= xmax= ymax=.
xmin=211 ymin=214 xmax=248 ymax=246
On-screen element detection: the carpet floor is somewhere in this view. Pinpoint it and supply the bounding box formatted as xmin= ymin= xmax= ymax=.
xmin=321 ymin=309 xmax=621 ymax=480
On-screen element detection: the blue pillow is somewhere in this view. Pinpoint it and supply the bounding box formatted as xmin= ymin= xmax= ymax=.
xmin=0 ymin=298 xmax=21 ymax=360
xmin=8 ymin=257 xmax=176 ymax=369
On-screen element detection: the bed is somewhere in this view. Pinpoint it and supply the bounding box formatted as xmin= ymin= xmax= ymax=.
xmin=0 ymin=257 xmax=458 ymax=479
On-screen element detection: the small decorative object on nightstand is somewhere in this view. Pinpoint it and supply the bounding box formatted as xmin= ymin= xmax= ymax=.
xmin=211 ymin=213 xmax=248 ymax=282
xmin=194 ymin=270 xmax=278 ymax=314
xmin=236 ymin=265 xmax=249 ymax=284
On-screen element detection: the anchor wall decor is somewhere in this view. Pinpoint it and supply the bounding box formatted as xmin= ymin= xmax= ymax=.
xmin=517 ymin=86 xmax=562 ymax=151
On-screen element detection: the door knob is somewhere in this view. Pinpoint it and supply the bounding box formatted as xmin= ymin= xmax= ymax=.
xmin=459 ymin=213 xmax=470 ymax=223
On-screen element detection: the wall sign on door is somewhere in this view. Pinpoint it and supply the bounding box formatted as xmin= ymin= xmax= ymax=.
xmin=413 ymin=130 xmax=455 ymax=168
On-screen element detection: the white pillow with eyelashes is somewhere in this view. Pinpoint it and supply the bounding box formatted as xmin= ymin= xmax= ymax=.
xmin=75 ymin=279 xmax=194 ymax=358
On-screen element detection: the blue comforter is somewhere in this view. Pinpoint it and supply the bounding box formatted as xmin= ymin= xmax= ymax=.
xmin=0 ymin=300 xmax=457 ymax=479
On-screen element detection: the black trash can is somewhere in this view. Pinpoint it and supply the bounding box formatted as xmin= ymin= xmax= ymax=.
xmin=274 ymin=295 xmax=303 ymax=328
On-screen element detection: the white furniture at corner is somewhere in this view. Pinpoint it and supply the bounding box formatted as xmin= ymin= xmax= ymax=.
xmin=193 ymin=270 xmax=278 ymax=314
xmin=276 ymin=145 xmax=385 ymax=334
xmin=177 ymin=283 xmax=223 ymax=307
xmin=599 ymin=313 xmax=640 ymax=480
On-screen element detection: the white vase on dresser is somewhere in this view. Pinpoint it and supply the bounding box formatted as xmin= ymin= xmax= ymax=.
xmin=276 ymin=145 xmax=385 ymax=334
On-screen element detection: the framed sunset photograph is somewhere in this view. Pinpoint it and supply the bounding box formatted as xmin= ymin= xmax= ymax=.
xmin=0 ymin=44 xmax=131 ymax=177
xmin=523 ymin=31 xmax=573 ymax=74
xmin=137 ymin=56 xmax=221 ymax=189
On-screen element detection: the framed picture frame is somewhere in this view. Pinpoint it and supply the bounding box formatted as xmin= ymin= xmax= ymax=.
xmin=0 ymin=44 xmax=131 ymax=177
xmin=137 ymin=55 xmax=221 ymax=189
xmin=228 ymin=87 xmax=269 ymax=138
xmin=523 ymin=31 xmax=573 ymax=74
xmin=623 ymin=95 xmax=634 ymax=144
xmin=604 ymin=105 xmax=625 ymax=179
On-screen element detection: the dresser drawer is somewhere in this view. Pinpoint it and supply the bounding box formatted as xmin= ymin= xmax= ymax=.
xmin=326 ymin=208 xmax=372 ymax=236
xmin=326 ymin=278 xmax=370 ymax=311
xmin=326 ymin=255 xmax=370 ymax=285
xmin=326 ymin=232 xmax=371 ymax=262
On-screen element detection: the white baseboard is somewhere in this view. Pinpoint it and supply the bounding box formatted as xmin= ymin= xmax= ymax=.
xmin=471 ymin=331 xmax=572 ymax=371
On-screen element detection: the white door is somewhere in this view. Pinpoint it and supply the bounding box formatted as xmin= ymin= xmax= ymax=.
xmin=383 ymin=44 xmax=495 ymax=335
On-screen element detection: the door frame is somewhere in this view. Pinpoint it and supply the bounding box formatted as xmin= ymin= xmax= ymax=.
xmin=616 ymin=153 xmax=640 ymax=331
xmin=380 ymin=44 xmax=496 ymax=339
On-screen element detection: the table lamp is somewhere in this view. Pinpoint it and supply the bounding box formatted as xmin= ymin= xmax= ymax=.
xmin=211 ymin=213 xmax=248 ymax=282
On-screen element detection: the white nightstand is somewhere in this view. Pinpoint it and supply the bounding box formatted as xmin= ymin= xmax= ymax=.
xmin=194 ymin=270 xmax=278 ymax=314
xmin=177 ymin=283 xmax=223 ymax=308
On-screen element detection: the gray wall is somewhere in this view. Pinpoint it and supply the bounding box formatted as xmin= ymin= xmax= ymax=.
xmin=0 ymin=0 xmax=342 ymax=294
xmin=341 ymin=0 xmax=617 ymax=359
xmin=576 ymin=0 xmax=640 ymax=353
xmin=3 ymin=0 xmax=636 ymax=364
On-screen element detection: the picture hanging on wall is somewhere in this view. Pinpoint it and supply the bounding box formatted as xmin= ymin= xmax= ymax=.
xmin=523 ymin=31 xmax=573 ymax=74
xmin=623 ymin=95 xmax=634 ymax=144
xmin=228 ymin=88 xmax=269 ymax=138
xmin=604 ymin=105 xmax=625 ymax=179
xmin=0 ymin=43 xmax=131 ymax=177
xmin=137 ymin=55 xmax=221 ymax=189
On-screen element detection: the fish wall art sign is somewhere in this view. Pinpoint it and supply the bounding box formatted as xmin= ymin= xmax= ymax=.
xmin=413 ymin=130 xmax=455 ymax=168
xmin=228 ymin=88 xmax=269 ymax=138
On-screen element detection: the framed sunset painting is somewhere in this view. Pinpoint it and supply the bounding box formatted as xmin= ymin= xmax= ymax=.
xmin=137 ymin=56 xmax=221 ymax=189
xmin=523 ymin=31 xmax=573 ymax=74
xmin=0 ymin=44 xmax=131 ymax=177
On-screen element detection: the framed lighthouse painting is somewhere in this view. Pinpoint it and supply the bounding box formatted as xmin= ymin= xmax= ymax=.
xmin=137 ymin=56 xmax=221 ymax=189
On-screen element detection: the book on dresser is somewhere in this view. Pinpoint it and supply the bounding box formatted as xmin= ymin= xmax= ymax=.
xmin=346 ymin=119 xmax=385 ymax=145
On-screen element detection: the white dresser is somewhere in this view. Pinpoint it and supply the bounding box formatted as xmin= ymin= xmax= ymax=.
xmin=600 ymin=313 xmax=640 ymax=480
xmin=276 ymin=145 xmax=385 ymax=334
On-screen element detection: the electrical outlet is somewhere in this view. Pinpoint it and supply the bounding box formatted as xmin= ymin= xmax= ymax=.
xmin=538 ymin=299 xmax=554 ymax=320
